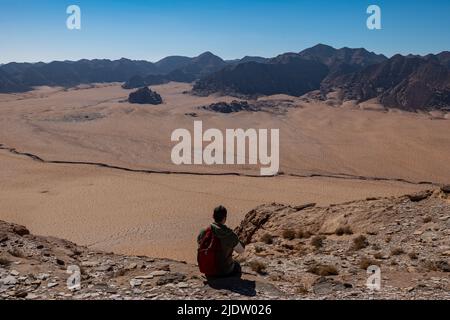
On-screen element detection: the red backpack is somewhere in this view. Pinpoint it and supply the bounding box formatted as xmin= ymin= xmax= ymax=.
xmin=197 ymin=226 xmax=222 ymax=276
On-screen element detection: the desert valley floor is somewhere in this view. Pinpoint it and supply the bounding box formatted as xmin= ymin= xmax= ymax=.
xmin=0 ymin=82 xmax=449 ymax=262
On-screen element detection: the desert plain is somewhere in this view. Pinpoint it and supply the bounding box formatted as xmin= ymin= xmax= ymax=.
xmin=0 ymin=82 xmax=448 ymax=262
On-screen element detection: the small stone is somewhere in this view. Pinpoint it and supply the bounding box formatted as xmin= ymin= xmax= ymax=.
xmin=130 ymin=279 xmax=143 ymax=288
xmin=177 ymin=282 xmax=190 ymax=288
xmin=125 ymin=263 xmax=137 ymax=270
xmin=1 ymin=276 xmax=17 ymax=285
xmin=37 ymin=273 xmax=50 ymax=280
xmin=149 ymin=270 xmax=168 ymax=277
xmin=81 ymin=261 xmax=99 ymax=267
xmin=12 ymin=225 xmax=30 ymax=236
xmin=26 ymin=293 xmax=38 ymax=300
xmin=47 ymin=282 xmax=58 ymax=288
xmin=156 ymin=273 xmax=186 ymax=286
xmin=14 ymin=291 xmax=28 ymax=298
xmin=96 ymin=264 xmax=113 ymax=272
xmin=134 ymin=274 xmax=154 ymax=280
xmin=10 ymin=270 xmax=20 ymax=276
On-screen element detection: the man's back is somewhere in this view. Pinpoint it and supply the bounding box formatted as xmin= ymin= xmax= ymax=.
xmin=197 ymin=222 xmax=240 ymax=276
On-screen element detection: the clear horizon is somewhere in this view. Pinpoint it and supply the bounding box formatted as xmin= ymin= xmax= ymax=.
xmin=1 ymin=0 xmax=449 ymax=64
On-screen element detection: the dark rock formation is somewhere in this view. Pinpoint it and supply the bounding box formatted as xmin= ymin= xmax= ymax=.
xmin=128 ymin=87 xmax=163 ymax=105
xmin=200 ymin=99 xmax=296 ymax=114
xmin=201 ymin=101 xmax=255 ymax=113
xmin=322 ymin=54 xmax=450 ymax=111
xmin=194 ymin=55 xmax=329 ymax=97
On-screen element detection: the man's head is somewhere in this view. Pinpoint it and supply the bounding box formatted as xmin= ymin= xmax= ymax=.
xmin=213 ymin=205 xmax=227 ymax=224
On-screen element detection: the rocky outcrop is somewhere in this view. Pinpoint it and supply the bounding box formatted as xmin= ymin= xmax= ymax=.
xmin=200 ymin=99 xmax=296 ymax=114
xmin=128 ymin=87 xmax=163 ymax=105
xmin=234 ymin=188 xmax=450 ymax=299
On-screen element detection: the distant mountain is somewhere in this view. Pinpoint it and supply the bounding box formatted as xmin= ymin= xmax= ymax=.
xmin=0 ymin=58 xmax=157 ymax=93
xmin=193 ymin=53 xmax=329 ymax=97
xmin=227 ymin=56 xmax=269 ymax=65
xmin=2 ymin=45 xmax=449 ymax=112
xmin=154 ymin=56 xmax=192 ymax=74
xmin=322 ymin=54 xmax=450 ymax=111
xmin=192 ymin=45 xmax=389 ymax=98
xmin=432 ymin=51 xmax=450 ymax=69
xmin=299 ymin=44 xmax=387 ymax=69
xmin=122 ymin=52 xmax=228 ymax=89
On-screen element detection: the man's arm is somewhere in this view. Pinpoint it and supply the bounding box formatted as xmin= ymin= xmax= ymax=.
xmin=234 ymin=242 xmax=245 ymax=254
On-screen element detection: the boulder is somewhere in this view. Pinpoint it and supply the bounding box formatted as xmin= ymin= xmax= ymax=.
xmin=128 ymin=87 xmax=163 ymax=105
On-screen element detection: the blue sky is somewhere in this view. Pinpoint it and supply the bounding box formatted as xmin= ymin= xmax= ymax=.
xmin=1 ymin=0 xmax=449 ymax=63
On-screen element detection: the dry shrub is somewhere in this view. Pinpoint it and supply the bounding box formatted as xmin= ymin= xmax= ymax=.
xmin=296 ymin=229 xmax=312 ymax=239
xmin=296 ymin=284 xmax=309 ymax=294
xmin=260 ymin=233 xmax=273 ymax=245
xmin=408 ymin=252 xmax=418 ymax=260
xmin=0 ymin=256 xmax=11 ymax=266
xmin=249 ymin=260 xmax=267 ymax=274
xmin=390 ymin=248 xmax=405 ymax=256
xmin=351 ymin=235 xmax=369 ymax=250
xmin=307 ymin=264 xmax=338 ymax=276
xmin=359 ymin=257 xmax=380 ymax=269
xmin=423 ymin=216 xmax=432 ymax=223
xmin=335 ymin=226 xmax=353 ymax=236
xmin=373 ymin=252 xmax=383 ymax=260
xmin=311 ymin=235 xmax=326 ymax=249
xmin=7 ymin=248 xmax=25 ymax=258
xmin=254 ymin=245 xmax=264 ymax=253
xmin=282 ymin=229 xmax=296 ymax=240
xmin=385 ymin=236 xmax=392 ymax=243
xmin=422 ymin=260 xmax=450 ymax=272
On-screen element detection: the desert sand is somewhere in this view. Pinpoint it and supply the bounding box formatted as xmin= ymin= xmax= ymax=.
xmin=0 ymin=82 xmax=447 ymax=262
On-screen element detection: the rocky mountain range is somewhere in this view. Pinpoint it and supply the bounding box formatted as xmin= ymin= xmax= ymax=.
xmin=193 ymin=44 xmax=388 ymax=97
xmin=322 ymin=54 xmax=450 ymax=111
xmin=1 ymin=44 xmax=449 ymax=112
xmin=193 ymin=44 xmax=450 ymax=112
xmin=0 ymin=52 xmax=232 ymax=93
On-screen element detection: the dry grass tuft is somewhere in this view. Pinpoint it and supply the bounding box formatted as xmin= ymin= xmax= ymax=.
xmin=307 ymin=264 xmax=339 ymax=276
xmin=310 ymin=235 xmax=326 ymax=249
xmin=260 ymin=233 xmax=273 ymax=245
xmin=359 ymin=257 xmax=380 ymax=269
xmin=248 ymin=260 xmax=267 ymax=275
xmin=282 ymin=229 xmax=296 ymax=240
xmin=335 ymin=226 xmax=353 ymax=236
xmin=390 ymin=248 xmax=405 ymax=256
xmin=351 ymin=235 xmax=369 ymax=250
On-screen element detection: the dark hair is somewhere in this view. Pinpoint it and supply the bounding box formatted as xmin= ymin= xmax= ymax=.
xmin=213 ymin=205 xmax=227 ymax=223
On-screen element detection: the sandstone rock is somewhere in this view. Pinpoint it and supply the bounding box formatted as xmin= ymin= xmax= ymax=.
xmin=441 ymin=185 xmax=450 ymax=194
xmin=156 ymin=273 xmax=186 ymax=286
xmin=407 ymin=190 xmax=432 ymax=202
xmin=149 ymin=270 xmax=168 ymax=277
xmin=129 ymin=279 xmax=143 ymax=288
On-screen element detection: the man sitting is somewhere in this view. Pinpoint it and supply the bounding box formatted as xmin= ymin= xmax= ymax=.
xmin=197 ymin=205 xmax=244 ymax=278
